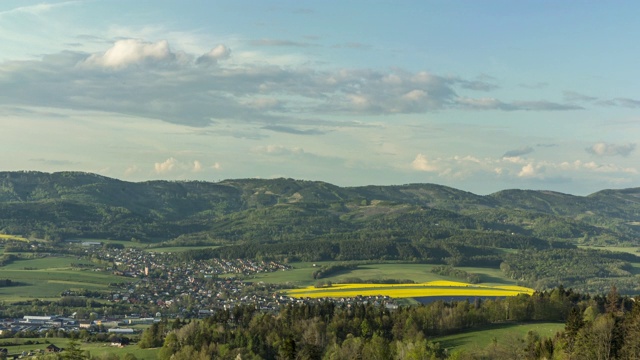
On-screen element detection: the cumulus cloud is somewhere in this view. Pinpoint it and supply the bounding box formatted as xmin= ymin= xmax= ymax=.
xmin=503 ymin=146 xmax=534 ymax=158
xmin=154 ymin=157 xmax=177 ymax=174
xmin=586 ymin=142 xmax=636 ymax=157
xmin=254 ymin=145 xmax=305 ymax=156
xmin=518 ymin=163 xmax=542 ymax=178
xmin=559 ymin=160 xmax=637 ymax=174
xmin=0 ymin=39 xmax=589 ymax=130
xmin=192 ymin=160 xmax=202 ymax=172
xmin=196 ymin=44 xmax=231 ymax=65
xmin=154 ymin=157 xmax=218 ymax=174
xmin=83 ymin=39 xmax=175 ymax=68
xmin=411 ymin=154 xmax=438 ymax=172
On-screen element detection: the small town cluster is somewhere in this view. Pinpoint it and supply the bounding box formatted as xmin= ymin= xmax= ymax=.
xmin=0 ymin=245 xmax=399 ymax=340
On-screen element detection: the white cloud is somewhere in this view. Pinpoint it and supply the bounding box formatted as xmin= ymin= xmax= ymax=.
xmin=559 ymin=160 xmax=637 ymax=174
xmin=196 ymin=44 xmax=231 ymax=64
xmin=154 ymin=157 xmax=177 ymax=174
xmin=192 ymin=160 xmax=202 ymax=172
xmin=518 ymin=163 xmax=539 ymax=178
xmin=411 ymin=154 xmax=438 ymax=172
xmin=254 ymin=145 xmax=305 ymax=155
xmin=211 ymin=162 xmax=222 ymax=170
xmin=83 ymin=39 xmax=175 ymax=69
xmin=502 ymin=156 xmax=527 ymax=164
xmin=124 ymin=165 xmax=140 ymax=176
xmin=586 ymin=142 xmax=635 ymax=157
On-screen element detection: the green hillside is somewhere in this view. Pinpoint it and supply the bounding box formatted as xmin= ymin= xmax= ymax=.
xmin=1 ymin=171 xmax=640 ymax=293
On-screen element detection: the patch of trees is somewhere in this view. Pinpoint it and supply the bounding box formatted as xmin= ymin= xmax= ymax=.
xmin=0 ymin=254 xmax=17 ymax=266
xmin=500 ymin=248 xmax=640 ymax=294
xmin=431 ymin=265 xmax=481 ymax=284
xmin=312 ymin=262 xmax=361 ymax=279
xmin=446 ymin=231 xmax=574 ymax=250
xmin=182 ymin=239 xmax=506 ymax=267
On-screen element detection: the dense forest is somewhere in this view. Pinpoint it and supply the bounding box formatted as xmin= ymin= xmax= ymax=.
xmin=2 ymin=171 xmax=640 ymax=293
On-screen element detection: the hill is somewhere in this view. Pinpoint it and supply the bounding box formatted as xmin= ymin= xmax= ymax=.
xmin=1 ymin=171 xmax=638 ymax=244
xmin=1 ymin=170 xmax=640 ymax=293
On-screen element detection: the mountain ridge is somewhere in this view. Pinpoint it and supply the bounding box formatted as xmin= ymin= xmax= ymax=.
xmin=0 ymin=170 xmax=638 ymax=246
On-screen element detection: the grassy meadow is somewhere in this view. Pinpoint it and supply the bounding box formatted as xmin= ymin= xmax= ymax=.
xmin=435 ymin=322 xmax=565 ymax=352
xmin=1 ymin=338 xmax=158 ymax=360
xmin=146 ymin=245 xmax=218 ymax=253
xmin=0 ymin=256 xmax=131 ymax=302
xmin=250 ymin=261 xmax=519 ymax=287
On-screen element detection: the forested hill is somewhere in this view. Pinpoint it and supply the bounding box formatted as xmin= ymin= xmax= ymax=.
xmin=0 ymin=170 xmax=639 ymax=247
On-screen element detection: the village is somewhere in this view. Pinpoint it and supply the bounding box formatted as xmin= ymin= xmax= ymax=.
xmin=0 ymin=246 xmax=398 ymax=341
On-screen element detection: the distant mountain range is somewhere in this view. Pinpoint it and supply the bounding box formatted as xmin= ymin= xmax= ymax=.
xmin=0 ymin=171 xmax=638 ymax=246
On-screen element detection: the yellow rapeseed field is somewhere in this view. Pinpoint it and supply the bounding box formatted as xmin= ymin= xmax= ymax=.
xmin=285 ymin=281 xmax=534 ymax=299
xmin=0 ymin=234 xmax=27 ymax=241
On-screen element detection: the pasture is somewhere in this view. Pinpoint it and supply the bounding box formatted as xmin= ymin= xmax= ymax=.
xmin=146 ymin=245 xmax=218 ymax=253
xmin=435 ymin=322 xmax=565 ymax=352
xmin=0 ymin=256 xmax=131 ymax=302
xmin=1 ymin=338 xmax=158 ymax=360
xmin=251 ymin=261 xmax=519 ymax=287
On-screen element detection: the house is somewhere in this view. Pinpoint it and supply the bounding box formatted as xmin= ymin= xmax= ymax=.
xmin=79 ymin=321 xmax=93 ymax=329
xmin=46 ymin=344 xmax=62 ymax=353
xmin=110 ymin=338 xmax=130 ymax=347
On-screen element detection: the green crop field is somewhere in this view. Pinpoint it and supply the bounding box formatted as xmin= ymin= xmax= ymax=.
xmin=0 ymin=256 xmax=132 ymax=302
xmin=71 ymin=238 xmax=152 ymax=249
xmin=250 ymin=261 xmax=518 ymax=287
xmin=2 ymin=338 xmax=158 ymax=360
xmin=435 ymin=322 xmax=565 ymax=352
xmin=146 ymin=245 xmax=219 ymax=253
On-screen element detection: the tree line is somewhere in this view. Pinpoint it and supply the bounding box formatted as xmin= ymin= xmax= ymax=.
xmin=138 ymin=286 xmax=640 ymax=359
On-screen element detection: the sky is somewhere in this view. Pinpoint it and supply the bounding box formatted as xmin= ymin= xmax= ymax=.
xmin=1 ymin=0 xmax=639 ymax=195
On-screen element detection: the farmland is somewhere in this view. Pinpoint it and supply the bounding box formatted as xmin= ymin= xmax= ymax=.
xmin=0 ymin=256 xmax=131 ymax=301
xmin=0 ymin=338 xmax=158 ymax=360
xmin=434 ymin=322 xmax=566 ymax=352
xmin=250 ymin=261 xmax=521 ymax=287
xmin=285 ymin=280 xmax=534 ymax=299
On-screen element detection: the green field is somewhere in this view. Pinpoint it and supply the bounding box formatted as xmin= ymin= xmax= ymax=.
xmin=146 ymin=245 xmax=218 ymax=253
xmin=0 ymin=256 xmax=132 ymax=301
xmin=250 ymin=261 xmax=519 ymax=287
xmin=434 ymin=322 xmax=565 ymax=352
xmin=71 ymin=238 xmax=152 ymax=249
xmin=1 ymin=338 xmax=158 ymax=360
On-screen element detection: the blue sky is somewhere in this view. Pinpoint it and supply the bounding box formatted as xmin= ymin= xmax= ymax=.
xmin=1 ymin=0 xmax=639 ymax=195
